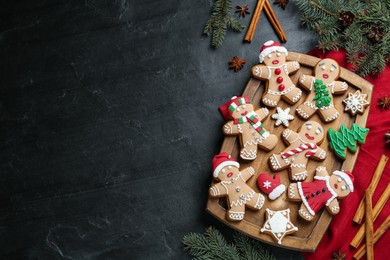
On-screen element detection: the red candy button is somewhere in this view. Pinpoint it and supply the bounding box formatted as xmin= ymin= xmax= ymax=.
xmin=277 ymin=77 xmax=283 ymax=83
xmin=278 ymin=84 xmax=285 ymax=91
xmin=275 ymin=68 xmax=281 ymax=75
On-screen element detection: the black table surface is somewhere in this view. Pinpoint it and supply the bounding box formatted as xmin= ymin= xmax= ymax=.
xmin=0 ymin=1 xmax=318 ymax=259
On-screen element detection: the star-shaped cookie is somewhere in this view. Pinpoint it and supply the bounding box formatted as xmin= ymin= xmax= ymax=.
xmin=260 ymin=208 xmax=298 ymax=244
xmin=342 ymin=90 xmax=369 ymax=116
xmin=271 ymin=107 xmax=294 ymax=127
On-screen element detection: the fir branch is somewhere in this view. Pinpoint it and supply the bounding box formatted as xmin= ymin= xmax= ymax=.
xmin=183 ymin=227 xmax=276 ymax=260
xmin=293 ymin=0 xmax=390 ymax=76
xmin=203 ymin=0 xmax=244 ymax=48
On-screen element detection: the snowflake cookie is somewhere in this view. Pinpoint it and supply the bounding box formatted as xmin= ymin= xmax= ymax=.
xmin=342 ymin=90 xmax=370 ymax=116
xmin=271 ymin=107 xmax=294 ymax=127
xmin=260 ymin=208 xmax=298 ymax=244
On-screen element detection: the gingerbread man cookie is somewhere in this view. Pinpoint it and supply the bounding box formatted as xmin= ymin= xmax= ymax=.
xmin=296 ymin=58 xmax=348 ymax=123
xmin=219 ymin=96 xmax=278 ymax=160
xmin=209 ymin=153 xmax=265 ymax=221
xmin=251 ymin=40 xmax=302 ymax=107
xmin=269 ymin=121 xmax=327 ymax=181
xmin=288 ymin=166 xmax=354 ymax=221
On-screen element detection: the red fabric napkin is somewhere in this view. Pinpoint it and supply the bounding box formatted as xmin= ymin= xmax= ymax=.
xmin=302 ymin=49 xmax=390 ymax=260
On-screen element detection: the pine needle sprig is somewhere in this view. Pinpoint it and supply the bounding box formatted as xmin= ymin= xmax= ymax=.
xmin=183 ymin=227 xmax=276 ymax=260
xmin=203 ymin=0 xmax=245 ymax=48
xmin=293 ymin=0 xmax=390 ymax=77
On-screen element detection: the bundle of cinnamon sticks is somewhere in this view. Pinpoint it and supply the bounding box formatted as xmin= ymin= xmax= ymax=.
xmin=244 ymin=0 xmax=287 ymax=43
xmin=350 ymin=155 xmax=389 ymax=260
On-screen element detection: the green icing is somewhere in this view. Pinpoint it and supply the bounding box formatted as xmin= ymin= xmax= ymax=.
xmin=328 ymin=124 xmax=369 ymax=159
xmin=313 ymin=79 xmax=331 ymax=108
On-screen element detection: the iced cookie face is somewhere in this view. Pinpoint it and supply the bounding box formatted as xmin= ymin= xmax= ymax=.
xmin=216 ymin=165 xmax=240 ymax=181
xmin=298 ymin=121 xmax=324 ymax=143
xmin=263 ymin=51 xmax=287 ymax=66
xmin=314 ymin=58 xmax=340 ymax=84
xmin=329 ymin=175 xmax=352 ymax=198
xmin=231 ymin=103 xmax=254 ymax=119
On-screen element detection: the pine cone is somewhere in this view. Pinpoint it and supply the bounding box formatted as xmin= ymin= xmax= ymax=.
xmin=367 ymin=26 xmax=385 ymax=43
xmin=339 ymin=11 xmax=354 ymax=27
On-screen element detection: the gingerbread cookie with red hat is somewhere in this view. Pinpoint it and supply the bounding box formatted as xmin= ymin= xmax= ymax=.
xmin=219 ymin=96 xmax=278 ymax=160
xmin=209 ymin=153 xmax=265 ymax=221
xmin=251 ymin=40 xmax=302 ymax=107
xmin=296 ymin=58 xmax=348 ymax=123
xmin=287 ymin=166 xmax=354 ymax=221
xmin=269 ymin=121 xmax=327 ymax=181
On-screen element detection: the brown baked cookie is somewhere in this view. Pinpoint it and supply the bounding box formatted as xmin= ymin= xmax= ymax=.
xmin=342 ymin=90 xmax=370 ymax=116
xmin=288 ymin=166 xmax=354 ymax=221
xmin=209 ymin=153 xmax=265 ymax=221
xmin=260 ymin=208 xmax=298 ymax=244
xmin=269 ymin=121 xmax=327 ymax=181
xmin=296 ymin=58 xmax=348 ymax=123
xmin=251 ymin=40 xmax=302 ymax=107
xmin=219 ymin=96 xmax=278 ymax=160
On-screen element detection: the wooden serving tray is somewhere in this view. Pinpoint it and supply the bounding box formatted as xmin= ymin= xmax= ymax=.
xmin=206 ymin=52 xmax=373 ymax=252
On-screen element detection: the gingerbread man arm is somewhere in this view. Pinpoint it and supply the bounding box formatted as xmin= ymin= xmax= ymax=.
xmin=298 ymin=74 xmax=315 ymax=91
xmin=209 ymin=183 xmax=228 ymax=197
xmin=254 ymin=107 xmax=269 ymax=121
xmin=240 ymin=166 xmax=255 ymax=182
xmin=281 ymin=129 xmax=299 ymax=145
xmin=286 ymin=61 xmax=300 ymax=74
xmin=223 ymin=121 xmax=240 ymax=135
xmin=332 ymin=80 xmax=348 ymax=94
xmin=311 ymin=146 xmax=327 ymax=160
xmin=326 ymin=199 xmax=340 ymax=215
xmin=314 ymin=166 xmax=329 ymax=177
xmin=251 ymin=64 xmax=270 ymax=80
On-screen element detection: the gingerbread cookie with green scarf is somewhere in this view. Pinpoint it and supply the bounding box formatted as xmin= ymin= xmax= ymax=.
xmin=219 ymin=96 xmax=278 ymax=160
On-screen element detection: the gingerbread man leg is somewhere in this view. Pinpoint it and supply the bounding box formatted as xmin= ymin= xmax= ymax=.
xmin=245 ymin=192 xmax=265 ymax=210
xmin=296 ymin=100 xmax=317 ymax=120
xmin=289 ymin=165 xmax=308 ymax=181
xmin=282 ymin=86 xmax=302 ymax=104
xmin=287 ymin=183 xmax=300 ymax=200
xmin=318 ymin=105 xmax=340 ymax=122
xmin=228 ymin=204 xmax=246 ymax=221
xmin=262 ymin=92 xmax=280 ymax=107
xmin=240 ymin=141 xmax=257 ymax=160
xmin=298 ymin=204 xmax=314 ymax=221
xmin=258 ymin=133 xmax=278 ymax=151
xmin=269 ymin=153 xmax=289 ymax=171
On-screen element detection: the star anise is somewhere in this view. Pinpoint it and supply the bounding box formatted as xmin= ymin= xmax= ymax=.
xmin=339 ymin=11 xmax=355 ymax=27
xmin=274 ymin=0 xmax=289 ymax=10
xmin=385 ymin=131 xmax=390 ymax=144
xmin=235 ymin=4 xmax=250 ymax=18
xmin=331 ymin=250 xmax=346 ymax=260
xmin=367 ymin=26 xmax=385 ymax=43
xmin=378 ymin=96 xmax=390 ymax=110
xmin=229 ymin=56 xmax=246 ymax=72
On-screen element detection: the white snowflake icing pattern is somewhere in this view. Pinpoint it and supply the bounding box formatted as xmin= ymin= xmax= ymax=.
xmin=343 ymin=90 xmax=369 ymax=115
xmin=263 ymin=180 xmax=272 ymax=189
xmin=271 ymin=107 xmax=294 ymax=127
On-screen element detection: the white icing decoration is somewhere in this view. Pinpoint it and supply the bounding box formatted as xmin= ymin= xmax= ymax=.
xmin=260 ymin=208 xmax=298 ymax=245
xmin=271 ymin=107 xmax=294 ymax=127
xmin=343 ymin=90 xmax=369 ymax=114
xmin=263 ymin=180 xmax=272 ymax=189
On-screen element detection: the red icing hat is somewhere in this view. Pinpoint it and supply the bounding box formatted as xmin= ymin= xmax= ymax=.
xmin=333 ymin=170 xmax=355 ymax=192
xmin=259 ymin=40 xmax=288 ymax=63
xmin=257 ymin=173 xmax=286 ymax=200
xmin=219 ymin=96 xmax=251 ymax=121
xmin=212 ymin=152 xmax=240 ymax=178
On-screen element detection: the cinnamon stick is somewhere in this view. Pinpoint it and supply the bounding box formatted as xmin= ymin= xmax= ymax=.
xmin=353 ymin=215 xmax=390 ymax=259
xmin=350 ymin=183 xmax=390 ymax=248
xmin=244 ymin=0 xmax=265 ymax=42
xmin=264 ymin=0 xmax=287 ymax=42
xmin=365 ymin=189 xmax=374 ymax=260
xmin=353 ymin=155 xmax=388 ymax=224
